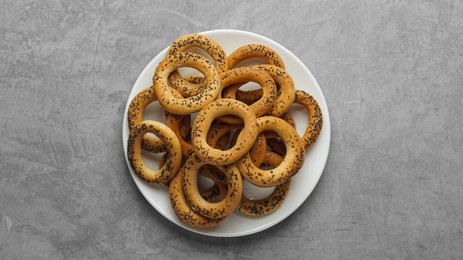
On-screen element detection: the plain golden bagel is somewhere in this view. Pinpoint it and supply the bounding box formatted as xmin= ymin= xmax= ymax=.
xmin=169 ymin=167 xmax=226 ymax=227
xmin=228 ymin=44 xmax=285 ymax=69
xmin=182 ymin=155 xmax=242 ymax=219
xmin=238 ymin=151 xmax=291 ymax=216
xmin=192 ymin=99 xmax=258 ymax=165
xmin=127 ymin=120 xmax=182 ymax=183
xmin=153 ymin=52 xmax=220 ymax=115
xmin=237 ymin=116 xmax=305 ymax=187
xmin=294 ymin=90 xmax=323 ymax=149
xmin=219 ymin=67 xmax=277 ymax=124
xmin=167 ymin=34 xmax=228 ymax=97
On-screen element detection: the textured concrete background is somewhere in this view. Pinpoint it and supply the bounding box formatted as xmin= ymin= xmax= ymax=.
xmin=1 ymin=0 xmax=463 ymax=259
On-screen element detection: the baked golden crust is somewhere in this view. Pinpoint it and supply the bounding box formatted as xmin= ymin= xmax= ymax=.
xmin=237 ymin=116 xmax=305 ymax=187
xmin=127 ymin=120 xmax=182 ymax=183
xmin=238 ymin=151 xmax=291 ymax=216
xmin=127 ymin=87 xmax=165 ymax=153
xmin=218 ymin=67 xmax=277 ymax=124
xmin=169 ymin=167 xmax=226 ymax=227
xmin=127 ymin=33 xmax=325 ymax=227
xmin=227 ymin=44 xmax=285 ymax=69
xmin=182 ymin=155 xmax=242 ymax=219
xmin=153 ymin=52 xmax=220 ymax=115
xmin=167 ymin=34 xmax=228 ymax=97
xmin=191 ymin=99 xmax=258 ymax=165
xmin=294 ymin=90 xmax=323 ymax=149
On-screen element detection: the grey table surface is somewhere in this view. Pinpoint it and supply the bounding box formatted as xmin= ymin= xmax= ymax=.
xmin=1 ymin=0 xmax=463 ymax=259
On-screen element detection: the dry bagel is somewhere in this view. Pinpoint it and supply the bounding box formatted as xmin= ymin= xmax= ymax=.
xmin=167 ymin=34 xmax=228 ymax=97
xmin=182 ymin=155 xmax=242 ymax=219
xmin=237 ymin=116 xmax=305 ymax=187
xmin=218 ymin=67 xmax=277 ymax=124
xmin=294 ymin=90 xmax=323 ymax=149
xmin=228 ymin=44 xmax=285 ymax=69
xmin=192 ymin=99 xmax=258 ymax=165
xmin=153 ymin=52 xmax=220 ymax=115
xmin=169 ymin=167 xmax=226 ymax=227
xmin=127 ymin=120 xmax=182 ymax=183
xmin=238 ymin=151 xmax=291 ymax=216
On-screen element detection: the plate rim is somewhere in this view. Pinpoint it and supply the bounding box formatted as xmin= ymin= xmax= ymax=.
xmin=122 ymin=29 xmax=331 ymax=237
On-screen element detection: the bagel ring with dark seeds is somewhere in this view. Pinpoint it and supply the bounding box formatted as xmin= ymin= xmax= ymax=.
xmin=192 ymin=99 xmax=258 ymax=165
xmin=153 ymin=52 xmax=220 ymax=115
xmin=227 ymin=44 xmax=285 ymax=69
xmin=294 ymin=90 xmax=323 ymax=149
xmin=251 ymin=65 xmax=295 ymax=117
xmin=264 ymin=111 xmax=296 ymax=139
xmin=127 ymin=87 xmax=165 ymax=153
xmin=222 ymin=65 xmax=295 ymax=117
xmin=237 ymin=116 xmax=305 ymax=187
xmin=128 ymin=87 xmax=186 ymax=153
xmin=169 ymin=166 xmax=227 ymax=227
xmin=231 ymin=130 xmax=267 ymax=168
xmin=206 ymin=120 xmax=242 ymax=149
xmin=238 ymin=151 xmax=291 ymax=216
xmin=166 ymin=113 xmax=194 ymax=158
xmin=218 ymin=67 xmax=277 ymax=124
xmin=161 ymin=152 xmax=227 ymax=202
xmin=167 ymin=34 xmax=228 ymax=97
xmin=182 ymin=155 xmax=242 ymax=219
xmin=127 ymin=120 xmax=182 ymax=183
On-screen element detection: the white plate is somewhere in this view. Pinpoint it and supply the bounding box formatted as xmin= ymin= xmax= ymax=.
xmin=122 ymin=29 xmax=331 ymax=237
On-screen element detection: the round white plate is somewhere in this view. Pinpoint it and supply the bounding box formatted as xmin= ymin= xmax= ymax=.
xmin=122 ymin=29 xmax=331 ymax=237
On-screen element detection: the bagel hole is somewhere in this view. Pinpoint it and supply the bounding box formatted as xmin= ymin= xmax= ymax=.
xmin=206 ymin=119 xmax=242 ymax=150
xmin=288 ymin=102 xmax=310 ymax=138
xmin=198 ymin=165 xmax=228 ymax=203
xmin=143 ymin=100 xmax=165 ymax=123
xmin=140 ymin=148 xmax=165 ymax=170
xmin=190 ymin=112 xmax=198 ymax=124
xmin=265 ymin=134 xmax=287 ymax=156
xmin=198 ymin=166 xmax=215 ymax=190
xmin=176 ymin=67 xmax=205 ymax=80
xmin=233 ymin=57 xmax=270 ymax=68
xmin=236 ymin=82 xmax=263 ymax=105
xmin=185 ymin=47 xmax=216 ymax=67
xmin=238 ymin=81 xmax=261 ymax=91
xmin=242 ymin=179 xmax=275 ymax=200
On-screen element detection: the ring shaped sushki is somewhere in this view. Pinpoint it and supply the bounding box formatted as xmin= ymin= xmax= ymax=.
xmin=192 ymin=99 xmax=258 ymax=165
xmin=222 ymin=65 xmax=295 ymax=117
xmin=127 ymin=120 xmax=182 ymax=183
xmin=238 ymin=151 xmax=291 ymax=216
xmin=169 ymin=167 xmax=227 ymax=227
xmin=227 ymin=44 xmax=285 ymax=69
xmin=237 ymin=116 xmax=305 ymax=187
xmin=218 ymin=67 xmax=277 ymax=124
xmin=167 ymin=34 xmax=228 ymax=97
xmin=128 ymin=87 xmax=185 ymax=153
xmin=294 ymin=89 xmax=323 ymax=149
xmin=182 ymin=155 xmax=242 ymax=219
xmin=153 ymin=52 xmax=220 ymax=115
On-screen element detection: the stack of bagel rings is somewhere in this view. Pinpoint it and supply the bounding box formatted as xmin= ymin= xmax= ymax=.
xmin=127 ymin=33 xmax=323 ymax=227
